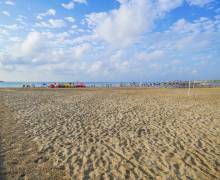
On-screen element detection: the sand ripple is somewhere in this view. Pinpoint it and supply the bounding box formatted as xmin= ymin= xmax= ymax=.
xmin=0 ymin=88 xmax=220 ymax=179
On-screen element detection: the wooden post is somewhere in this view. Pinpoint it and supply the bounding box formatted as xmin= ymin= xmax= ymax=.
xmin=188 ymin=80 xmax=191 ymax=96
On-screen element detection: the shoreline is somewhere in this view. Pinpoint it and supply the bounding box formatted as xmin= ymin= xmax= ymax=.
xmin=1 ymin=80 xmax=220 ymax=89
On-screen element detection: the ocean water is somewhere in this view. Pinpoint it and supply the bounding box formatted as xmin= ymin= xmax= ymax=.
xmin=0 ymin=82 xmax=130 ymax=88
xmin=0 ymin=82 xmax=47 ymax=88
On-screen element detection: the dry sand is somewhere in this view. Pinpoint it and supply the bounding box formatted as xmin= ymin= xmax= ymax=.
xmin=0 ymin=88 xmax=220 ymax=179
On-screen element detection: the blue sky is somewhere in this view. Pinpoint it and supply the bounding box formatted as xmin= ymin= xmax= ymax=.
xmin=0 ymin=0 xmax=219 ymax=81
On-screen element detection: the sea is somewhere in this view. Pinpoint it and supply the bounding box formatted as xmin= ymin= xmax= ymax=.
xmin=0 ymin=82 xmax=133 ymax=88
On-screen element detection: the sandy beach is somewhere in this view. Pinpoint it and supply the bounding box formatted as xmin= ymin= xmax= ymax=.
xmin=0 ymin=88 xmax=220 ymax=179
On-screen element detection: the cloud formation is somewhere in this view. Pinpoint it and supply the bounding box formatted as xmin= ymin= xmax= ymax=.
xmin=0 ymin=0 xmax=219 ymax=81
xmin=85 ymin=0 xmax=210 ymax=48
xmin=2 ymin=11 xmax=10 ymax=16
xmin=35 ymin=19 xmax=66 ymax=29
xmin=37 ymin=9 xmax=56 ymax=20
xmin=62 ymin=0 xmax=87 ymax=10
xmin=5 ymin=0 xmax=15 ymax=6
xmin=186 ymin=0 xmax=214 ymax=6
xmin=86 ymin=0 xmax=155 ymax=48
xmin=62 ymin=1 xmax=75 ymax=10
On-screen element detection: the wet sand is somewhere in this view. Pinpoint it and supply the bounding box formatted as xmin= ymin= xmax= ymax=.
xmin=0 ymin=88 xmax=220 ymax=179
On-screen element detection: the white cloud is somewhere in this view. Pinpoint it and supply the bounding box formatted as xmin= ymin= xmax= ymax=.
xmin=37 ymin=9 xmax=56 ymax=20
xmin=2 ymin=11 xmax=10 ymax=16
xmin=55 ymin=32 xmax=71 ymax=43
xmin=0 ymin=31 xmax=92 ymax=70
xmin=71 ymin=24 xmax=78 ymax=29
xmin=35 ymin=19 xmax=66 ymax=29
xmin=85 ymin=0 xmax=187 ymax=48
xmin=62 ymin=1 xmax=75 ymax=10
xmin=72 ymin=43 xmax=91 ymax=58
xmin=110 ymin=50 xmax=124 ymax=61
xmin=73 ymin=34 xmax=98 ymax=44
xmin=65 ymin=17 xmax=75 ymax=23
xmin=61 ymin=0 xmax=87 ymax=10
xmin=87 ymin=61 xmax=103 ymax=74
xmin=186 ymin=0 xmax=214 ymax=6
xmin=5 ymin=0 xmax=15 ymax=6
xmin=84 ymin=0 xmax=216 ymax=49
xmin=0 ymin=32 xmax=46 ymax=67
xmin=46 ymin=9 xmax=56 ymax=15
xmin=85 ymin=0 xmax=155 ymax=48
xmin=157 ymin=0 xmax=183 ymax=12
xmin=20 ymin=32 xmax=42 ymax=56
xmin=0 ymin=28 xmax=9 ymax=36
xmin=0 ymin=24 xmax=19 ymax=30
xmin=170 ymin=17 xmax=217 ymax=34
xmin=0 ymin=0 xmax=219 ymax=81
xmin=134 ymin=50 xmax=165 ymax=62
xmin=16 ymin=15 xmax=27 ymax=25
xmin=0 ymin=32 xmax=58 ymax=66
xmin=9 ymin=36 xmax=22 ymax=42
xmin=151 ymin=17 xmax=220 ymax=53
xmin=174 ymin=34 xmax=211 ymax=51
xmin=73 ymin=0 xmax=87 ymax=4
xmin=48 ymin=19 xmax=66 ymax=28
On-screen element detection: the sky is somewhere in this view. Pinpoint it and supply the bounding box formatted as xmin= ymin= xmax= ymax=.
xmin=0 ymin=0 xmax=220 ymax=82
